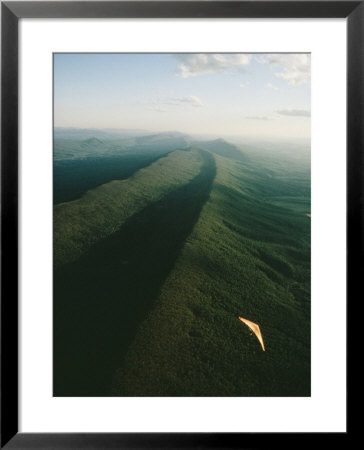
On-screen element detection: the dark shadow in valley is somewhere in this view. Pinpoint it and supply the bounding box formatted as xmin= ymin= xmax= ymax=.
xmin=53 ymin=149 xmax=216 ymax=396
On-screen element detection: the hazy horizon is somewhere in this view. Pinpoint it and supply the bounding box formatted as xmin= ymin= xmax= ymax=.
xmin=54 ymin=53 xmax=311 ymax=140
xmin=54 ymin=125 xmax=311 ymax=147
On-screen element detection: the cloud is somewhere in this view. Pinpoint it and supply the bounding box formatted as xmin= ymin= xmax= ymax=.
xmin=175 ymin=54 xmax=252 ymax=78
xmin=277 ymin=109 xmax=310 ymax=117
xmin=147 ymin=105 xmax=167 ymax=113
xmin=164 ymin=95 xmax=203 ymax=108
xmin=257 ymin=54 xmax=310 ymax=86
xmin=245 ymin=116 xmax=273 ymax=121
xmin=266 ymin=82 xmax=279 ymax=91
xmin=147 ymin=95 xmax=203 ymax=112
xmin=239 ymin=82 xmax=249 ymax=88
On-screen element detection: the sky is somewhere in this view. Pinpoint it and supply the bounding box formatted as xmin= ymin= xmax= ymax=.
xmin=54 ymin=53 xmax=310 ymax=140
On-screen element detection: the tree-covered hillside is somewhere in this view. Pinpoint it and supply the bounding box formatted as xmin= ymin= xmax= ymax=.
xmin=54 ymin=137 xmax=310 ymax=397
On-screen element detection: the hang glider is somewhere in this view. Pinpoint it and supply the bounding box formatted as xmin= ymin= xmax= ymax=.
xmin=238 ymin=316 xmax=265 ymax=351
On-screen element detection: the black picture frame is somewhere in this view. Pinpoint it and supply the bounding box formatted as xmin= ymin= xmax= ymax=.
xmin=1 ymin=1 xmax=357 ymax=448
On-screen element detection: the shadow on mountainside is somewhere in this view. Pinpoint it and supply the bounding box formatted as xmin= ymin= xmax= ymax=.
xmin=53 ymin=149 xmax=216 ymax=396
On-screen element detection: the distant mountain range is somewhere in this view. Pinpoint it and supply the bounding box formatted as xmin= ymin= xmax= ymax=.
xmin=54 ymin=127 xmax=188 ymax=141
xmin=190 ymin=138 xmax=247 ymax=160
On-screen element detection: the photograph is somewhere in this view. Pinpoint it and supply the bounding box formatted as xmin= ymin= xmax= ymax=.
xmin=53 ymin=53 xmax=311 ymax=397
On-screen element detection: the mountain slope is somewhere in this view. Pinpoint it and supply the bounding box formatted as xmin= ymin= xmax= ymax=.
xmin=54 ymin=134 xmax=191 ymax=204
xmin=54 ymin=149 xmax=216 ymax=396
xmin=191 ymin=138 xmax=246 ymax=160
xmin=112 ymin=151 xmax=310 ymax=396
xmin=53 ymin=137 xmax=310 ymax=397
xmin=54 ymin=149 xmax=202 ymax=267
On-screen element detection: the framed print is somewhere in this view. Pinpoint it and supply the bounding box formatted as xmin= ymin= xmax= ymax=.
xmin=52 ymin=50 xmax=311 ymax=399
xmin=1 ymin=1 xmax=358 ymax=448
